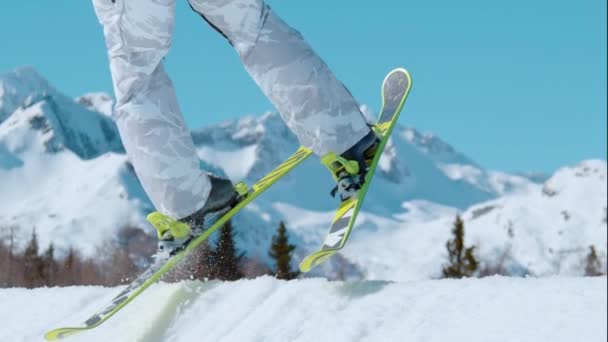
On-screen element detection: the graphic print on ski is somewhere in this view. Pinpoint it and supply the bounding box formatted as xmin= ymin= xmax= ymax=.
xmin=44 ymin=147 xmax=312 ymax=340
xmin=300 ymin=67 xmax=412 ymax=272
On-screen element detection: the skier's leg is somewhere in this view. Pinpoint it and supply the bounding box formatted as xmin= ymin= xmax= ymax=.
xmin=92 ymin=0 xmax=214 ymax=220
xmin=188 ymin=0 xmax=372 ymax=156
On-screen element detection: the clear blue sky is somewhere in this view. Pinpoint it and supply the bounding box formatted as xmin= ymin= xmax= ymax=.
xmin=0 ymin=0 xmax=606 ymax=173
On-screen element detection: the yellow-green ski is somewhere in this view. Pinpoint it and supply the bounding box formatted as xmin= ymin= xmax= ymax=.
xmin=300 ymin=67 xmax=412 ymax=272
xmin=45 ymin=146 xmax=312 ymax=340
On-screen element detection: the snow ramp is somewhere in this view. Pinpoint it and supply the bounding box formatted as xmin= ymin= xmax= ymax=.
xmin=0 ymin=276 xmax=605 ymax=342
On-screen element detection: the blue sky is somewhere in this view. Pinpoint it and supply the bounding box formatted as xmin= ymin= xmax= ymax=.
xmin=0 ymin=0 xmax=606 ymax=173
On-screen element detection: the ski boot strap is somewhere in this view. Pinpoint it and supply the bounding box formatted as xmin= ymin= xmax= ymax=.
xmin=321 ymin=152 xmax=360 ymax=181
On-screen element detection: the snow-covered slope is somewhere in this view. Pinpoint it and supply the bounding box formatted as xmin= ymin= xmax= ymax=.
xmin=1 ymin=66 xmax=605 ymax=279
xmin=0 ymin=277 xmax=605 ymax=342
xmin=0 ymin=151 xmax=152 ymax=256
xmin=463 ymin=160 xmax=607 ymax=276
xmin=0 ymin=68 xmax=136 ymax=254
xmin=334 ymin=160 xmax=607 ymax=281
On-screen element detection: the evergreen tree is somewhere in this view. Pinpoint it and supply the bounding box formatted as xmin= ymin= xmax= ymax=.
xmin=585 ymin=245 xmax=604 ymax=277
xmin=0 ymin=239 xmax=8 ymax=287
xmin=61 ymin=247 xmax=80 ymax=286
xmin=442 ymin=215 xmax=478 ymax=278
xmin=269 ymin=221 xmax=299 ymax=280
xmin=22 ymin=230 xmax=44 ymax=288
xmin=6 ymin=227 xmax=21 ymax=287
xmin=210 ymin=220 xmax=244 ymax=281
xmin=41 ymin=243 xmax=58 ymax=286
xmin=7 ymin=227 xmax=18 ymax=287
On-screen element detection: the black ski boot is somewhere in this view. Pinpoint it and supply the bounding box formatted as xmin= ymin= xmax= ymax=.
xmin=148 ymin=174 xmax=238 ymax=256
xmin=179 ymin=174 xmax=238 ymax=229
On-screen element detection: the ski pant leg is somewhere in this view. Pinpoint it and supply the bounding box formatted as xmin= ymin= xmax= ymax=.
xmin=188 ymin=0 xmax=371 ymax=156
xmin=92 ymin=0 xmax=211 ymax=219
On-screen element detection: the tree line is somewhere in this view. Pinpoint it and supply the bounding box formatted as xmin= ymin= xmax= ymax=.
xmin=1 ymin=215 xmax=605 ymax=288
xmin=0 ymin=220 xmax=300 ymax=288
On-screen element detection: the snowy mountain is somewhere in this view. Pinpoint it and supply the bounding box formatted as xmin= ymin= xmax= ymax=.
xmin=340 ymin=159 xmax=607 ymax=281
xmin=0 ymin=68 xmax=123 ymax=159
xmin=1 ymin=277 xmax=606 ymax=342
xmin=1 ymin=67 xmax=605 ymax=279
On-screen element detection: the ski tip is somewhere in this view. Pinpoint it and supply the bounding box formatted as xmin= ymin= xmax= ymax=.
xmin=387 ymin=67 xmax=412 ymax=80
xmin=44 ymin=327 xmax=84 ymax=341
xmin=383 ymin=67 xmax=412 ymax=91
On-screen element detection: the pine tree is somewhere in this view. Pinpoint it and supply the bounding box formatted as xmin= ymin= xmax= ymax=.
xmin=442 ymin=215 xmax=478 ymax=278
xmin=61 ymin=247 xmax=80 ymax=286
xmin=5 ymin=227 xmax=26 ymax=287
xmin=269 ymin=221 xmax=299 ymax=280
xmin=0 ymin=239 xmax=8 ymax=287
xmin=585 ymin=245 xmax=604 ymax=277
xmin=210 ymin=220 xmax=244 ymax=281
xmin=41 ymin=243 xmax=58 ymax=286
xmin=22 ymin=230 xmax=44 ymax=288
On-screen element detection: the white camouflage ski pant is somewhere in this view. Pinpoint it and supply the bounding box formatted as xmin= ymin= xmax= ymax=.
xmin=92 ymin=0 xmax=370 ymax=219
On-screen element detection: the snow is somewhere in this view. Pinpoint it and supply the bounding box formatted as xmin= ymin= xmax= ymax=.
xmin=437 ymin=163 xmax=487 ymax=188
xmin=0 ymin=277 xmax=605 ymax=342
xmin=0 ymin=150 xmax=153 ymax=257
xmin=197 ymin=144 xmax=258 ymax=181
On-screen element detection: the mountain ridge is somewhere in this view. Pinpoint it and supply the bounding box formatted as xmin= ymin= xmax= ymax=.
xmin=0 ymin=67 xmax=605 ymax=279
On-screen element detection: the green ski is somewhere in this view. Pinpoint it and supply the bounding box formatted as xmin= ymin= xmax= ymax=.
xmin=45 ymin=146 xmax=312 ymax=340
xmin=300 ymin=67 xmax=412 ymax=272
